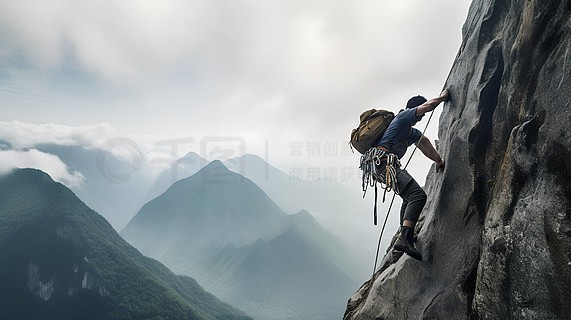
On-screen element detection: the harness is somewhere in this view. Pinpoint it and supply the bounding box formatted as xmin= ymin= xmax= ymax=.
xmin=359 ymin=147 xmax=401 ymax=225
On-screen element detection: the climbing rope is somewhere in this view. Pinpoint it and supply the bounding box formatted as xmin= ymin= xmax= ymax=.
xmin=360 ymin=148 xmax=401 ymax=225
xmin=359 ymin=148 xmax=400 ymax=196
xmin=372 ymin=108 xmax=437 ymax=275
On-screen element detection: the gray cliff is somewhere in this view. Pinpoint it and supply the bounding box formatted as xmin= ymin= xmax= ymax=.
xmin=345 ymin=1 xmax=571 ymax=319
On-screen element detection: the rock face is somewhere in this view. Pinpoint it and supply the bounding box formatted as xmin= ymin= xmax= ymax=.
xmin=345 ymin=1 xmax=571 ymax=319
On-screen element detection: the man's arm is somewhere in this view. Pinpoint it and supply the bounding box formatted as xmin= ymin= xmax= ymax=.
xmin=417 ymin=135 xmax=445 ymax=172
xmin=416 ymin=89 xmax=449 ymax=116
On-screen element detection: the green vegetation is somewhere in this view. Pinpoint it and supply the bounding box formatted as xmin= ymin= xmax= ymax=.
xmin=0 ymin=169 xmax=251 ymax=320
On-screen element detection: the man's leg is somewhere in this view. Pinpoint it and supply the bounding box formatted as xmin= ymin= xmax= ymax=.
xmin=399 ymin=199 xmax=408 ymax=225
xmin=393 ymin=169 xmax=427 ymax=260
xmin=401 ymin=181 xmax=427 ymax=228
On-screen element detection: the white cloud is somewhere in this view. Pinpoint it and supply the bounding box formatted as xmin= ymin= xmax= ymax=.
xmin=0 ymin=0 xmax=472 ymax=179
xmin=0 ymin=149 xmax=85 ymax=187
xmin=0 ymin=121 xmax=115 ymax=149
xmin=0 ymin=120 xmax=198 ymax=183
xmin=0 ymin=0 xmax=470 ymax=89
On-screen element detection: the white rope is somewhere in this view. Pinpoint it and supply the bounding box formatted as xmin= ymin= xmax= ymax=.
xmin=359 ymin=147 xmax=400 ymax=198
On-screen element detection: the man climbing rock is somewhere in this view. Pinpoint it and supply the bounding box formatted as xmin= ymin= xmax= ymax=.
xmin=373 ymin=90 xmax=449 ymax=260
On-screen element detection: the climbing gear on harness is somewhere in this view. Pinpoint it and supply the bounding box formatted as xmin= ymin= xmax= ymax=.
xmin=393 ymin=226 xmax=422 ymax=260
xmin=359 ymin=147 xmax=401 ymax=225
xmin=350 ymin=109 xmax=395 ymax=154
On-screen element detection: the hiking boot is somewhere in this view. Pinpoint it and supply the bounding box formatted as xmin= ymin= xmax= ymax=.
xmin=394 ymin=226 xmax=422 ymax=260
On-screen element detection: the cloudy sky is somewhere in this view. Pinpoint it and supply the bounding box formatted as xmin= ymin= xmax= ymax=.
xmin=0 ymin=0 xmax=472 ymax=187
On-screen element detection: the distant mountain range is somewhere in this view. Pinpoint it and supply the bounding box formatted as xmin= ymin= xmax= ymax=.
xmin=223 ymin=154 xmax=385 ymax=263
xmin=0 ymin=168 xmax=251 ymax=320
xmin=146 ymin=152 xmax=384 ymax=267
xmin=141 ymin=151 xmax=208 ymax=204
xmin=122 ymin=161 xmax=366 ymax=320
xmin=26 ymin=143 xmax=387 ymax=265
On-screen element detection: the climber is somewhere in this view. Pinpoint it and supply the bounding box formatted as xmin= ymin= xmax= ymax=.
xmin=374 ymin=89 xmax=449 ymax=260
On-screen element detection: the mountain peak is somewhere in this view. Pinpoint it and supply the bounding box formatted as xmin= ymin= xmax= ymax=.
xmin=0 ymin=169 xmax=67 ymax=209
xmin=181 ymin=150 xmax=200 ymax=159
xmin=195 ymin=160 xmax=235 ymax=184
xmin=224 ymin=154 xmax=277 ymax=172
xmin=291 ymin=209 xmax=317 ymax=224
xmin=235 ymin=153 xmax=264 ymax=162
xmin=204 ymin=159 xmax=228 ymax=170
xmin=176 ymin=151 xmax=205 ymax=165
xmin=6 ymin=168 xmax=53 ymax=182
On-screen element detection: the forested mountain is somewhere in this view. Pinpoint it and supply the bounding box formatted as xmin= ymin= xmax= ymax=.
xmin=0 ymin=168 xmax=251 ymax=320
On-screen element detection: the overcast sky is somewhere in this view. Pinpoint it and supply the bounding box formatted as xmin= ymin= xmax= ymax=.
xmin=0 ymin=0 xmax=472 ymax=187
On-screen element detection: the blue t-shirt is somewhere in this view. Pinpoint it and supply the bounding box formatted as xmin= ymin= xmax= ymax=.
xmin=375 ymin=107 xmax=422 ymax=159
